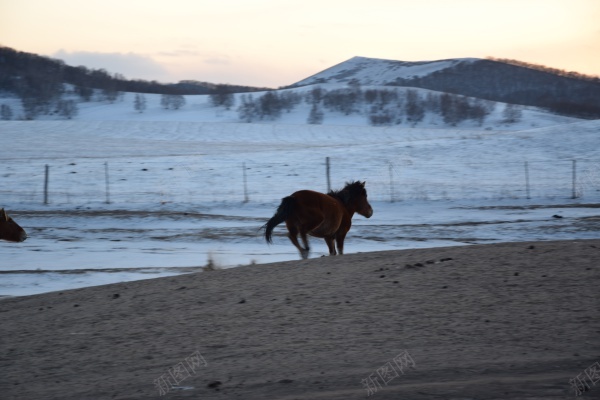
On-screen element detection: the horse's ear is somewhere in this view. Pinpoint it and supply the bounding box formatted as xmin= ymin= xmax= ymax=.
xmin=361 ymin=181 xmax=366 ymax=187
xmin=0 ymin=209 xmax=7 ymax=221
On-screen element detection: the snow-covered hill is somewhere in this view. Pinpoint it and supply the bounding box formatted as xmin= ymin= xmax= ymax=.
xmin=288 ymin=56 xmax=600 ymax=120
xmin=2 ymin=52 xmax=596 ymax=127
xmin=292 ymin=56 xmax=478 ymax=86
xmin=0 ymin=84 xmax=583 ymax=130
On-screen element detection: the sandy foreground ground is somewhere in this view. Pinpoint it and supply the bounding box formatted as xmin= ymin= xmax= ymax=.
xmin=1 ymin=240 xmax=599 ymax=400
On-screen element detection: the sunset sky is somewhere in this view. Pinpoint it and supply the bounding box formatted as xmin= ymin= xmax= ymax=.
xmin=1 ymin=0 xmax=599 ymax=87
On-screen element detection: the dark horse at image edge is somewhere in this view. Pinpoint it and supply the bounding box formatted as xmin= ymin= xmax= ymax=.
xmin=0 ymin=208 xmax=27 ymax=242
xmin=264 ymin=181 xmax=373 ymax=259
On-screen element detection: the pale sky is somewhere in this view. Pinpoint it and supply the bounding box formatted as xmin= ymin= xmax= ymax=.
xmin=1 ymin=0 xmax=599 ymax=87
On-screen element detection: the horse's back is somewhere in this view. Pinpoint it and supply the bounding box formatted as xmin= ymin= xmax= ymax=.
xmin=291 ymin=190 xmax=338 ymax=211
xmin=291 ymin=189 xmax=327 ymax=202
xmin=289 ymin=190 xmax=347 ymax=235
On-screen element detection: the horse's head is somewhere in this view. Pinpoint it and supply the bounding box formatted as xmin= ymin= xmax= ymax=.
xmin=0 ymin=208 xmax=27 ymax=243
xmin=331 ymin=181 xmax=373 ymax=218
xmin=354 ymin=181 xmax=373 ymax=218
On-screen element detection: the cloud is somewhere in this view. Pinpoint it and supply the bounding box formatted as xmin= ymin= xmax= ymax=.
xmin=52 ymin=50 xmax=170 ymax=81
xmin=203 ymin=55 xmax=231 ymax=66
xmin=157 ymin=49 xmax=231 ymax=66
xmin=158 ymin=50 xmax=202 ymax=58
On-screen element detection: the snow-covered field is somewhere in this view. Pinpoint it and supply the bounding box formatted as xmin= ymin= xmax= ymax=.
xmin=1 ymin=94 xmax=599 ymax=297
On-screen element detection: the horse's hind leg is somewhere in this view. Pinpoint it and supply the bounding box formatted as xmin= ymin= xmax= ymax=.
xmin=299 ymin=231 xmax=310 ymax=259
xmin=287 ymin=224 xmax=310 ymax=259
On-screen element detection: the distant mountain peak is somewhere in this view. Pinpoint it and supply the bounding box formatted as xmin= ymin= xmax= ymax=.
xmin=292 ymin=56 xmax=480 ymax=87
xmin=289 ymin=55 xmax=600 ymax=118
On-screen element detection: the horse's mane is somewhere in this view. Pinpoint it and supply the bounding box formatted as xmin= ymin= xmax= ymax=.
xmin=327 ymin=181 xmax=366 ymax=205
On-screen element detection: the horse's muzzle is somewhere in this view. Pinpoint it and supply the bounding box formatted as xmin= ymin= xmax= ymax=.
xmin=364 ymin=207 xmax=373 ymax=218
xmin=19 ymin=232 xmax=28 ymax=242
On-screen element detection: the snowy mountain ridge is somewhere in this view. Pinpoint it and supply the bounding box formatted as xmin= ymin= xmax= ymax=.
xmin=288 ymin=56 xmax=600 ymax=119
xmin=1 ymin=50 xmax=598 ymax=124
xmin=292 ymin=56 xmax=479 ymax=87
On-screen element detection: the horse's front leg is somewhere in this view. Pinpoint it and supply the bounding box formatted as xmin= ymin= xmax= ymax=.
xmin=335 ymin=231 xmax=347 ymax=255
xmin=324 ymin=236 xmax=337 ymax=256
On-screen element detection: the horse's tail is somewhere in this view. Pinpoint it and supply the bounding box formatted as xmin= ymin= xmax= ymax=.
xmin=264 ymin=196 xmax=295 ymax=244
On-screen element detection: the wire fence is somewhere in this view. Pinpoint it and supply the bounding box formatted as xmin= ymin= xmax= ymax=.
xmin=2 ymin=155 xmax=599 ymax=206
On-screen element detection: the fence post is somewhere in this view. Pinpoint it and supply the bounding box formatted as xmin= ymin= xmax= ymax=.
xmin=44 ymin=164 xmax=49 ymax=205
xmin=326 ymin=157 xmax=331 ymax=192
xmin=389 ymin=163 xmax=395 ymax=203
xmin=524 ymin=161 xmax=530 ymax=199
xmin=572 ymin=160 xmax=577 ymax=199
xmin=242 ymin=162 xmax=249 ymax=203
xmin=105 ymin=162 xmax=111 ymax=204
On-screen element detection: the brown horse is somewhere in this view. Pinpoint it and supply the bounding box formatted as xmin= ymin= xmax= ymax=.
xmin=0 ymin=208 xmax=27 ymax=242
xmin=264 ymin=181 xmax=373 ymax=259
